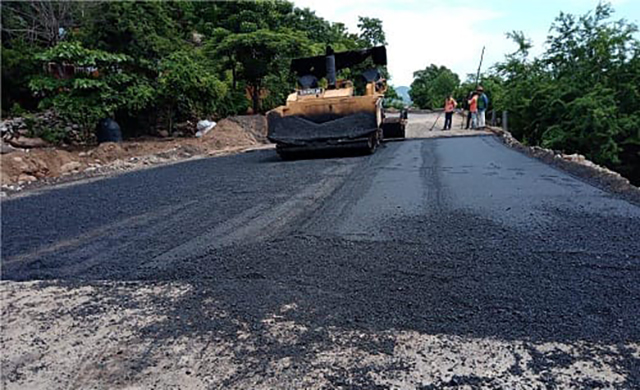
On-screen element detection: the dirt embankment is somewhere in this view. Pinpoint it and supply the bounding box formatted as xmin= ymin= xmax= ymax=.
xmin=1 ymin=116 xmax=271 ymax=194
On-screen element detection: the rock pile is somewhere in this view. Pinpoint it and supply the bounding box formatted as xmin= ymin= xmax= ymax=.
xmin=1 ymin=110 xmax=82 ymax=148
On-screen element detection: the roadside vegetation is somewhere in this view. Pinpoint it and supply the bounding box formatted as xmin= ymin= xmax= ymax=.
xmin=1 ymin=1 xmax=391 ymax=142
xmin=3 ymin=2 xmax=638 ymax=184
xmin=409 ymin=4 xmax=639 ymax=184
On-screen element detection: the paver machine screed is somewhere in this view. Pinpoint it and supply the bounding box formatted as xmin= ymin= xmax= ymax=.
xmin=267 ymin=46 xmax=405 ymax=159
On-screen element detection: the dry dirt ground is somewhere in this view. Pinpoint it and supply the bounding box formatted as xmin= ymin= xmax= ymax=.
xmin=405 ymin=111 xmax=491 ymax=139
xmin=1 ymin=115 xmax=270 ymax=194
xmin=3 ymin=282 xmax=634 ymax=389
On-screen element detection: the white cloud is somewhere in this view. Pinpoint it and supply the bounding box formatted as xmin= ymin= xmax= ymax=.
xmin=293 ymin=0 xmax=510 ymax=86
xmin=383 ymin=6 xmax=506 ymax=86
xmin=293 ymin=0 xmax=640 ymax=86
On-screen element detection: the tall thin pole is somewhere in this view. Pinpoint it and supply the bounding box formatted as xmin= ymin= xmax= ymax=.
xmin=475 ymin=46 xmax=485 ymax=87
xmin=462 ymin=46 xmax=486 ymax=129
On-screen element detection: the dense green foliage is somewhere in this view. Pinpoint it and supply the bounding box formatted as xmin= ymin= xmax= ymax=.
xmin=214 ymin=29 xmax=311 ymax=113
xmin=492 ymin=4 xmax=640 ymax=182
xmin=157 ymin=51 xmax=227 ymax=128
xmin=410 ymin=65 xmax=460 ymax=109
xmin=1 ymin=0 xmax=388 ymax=141
xmin=28 ymin=42 xmax=154 ymax=140
xmin=357 ymin=16 xmax=387 ymax=46
xmin=384 ymin=85 xmax=405 ymax=109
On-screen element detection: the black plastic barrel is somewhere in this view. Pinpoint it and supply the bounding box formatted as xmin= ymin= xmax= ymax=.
xmin=96 ymin=118 xmax=122 ymax=143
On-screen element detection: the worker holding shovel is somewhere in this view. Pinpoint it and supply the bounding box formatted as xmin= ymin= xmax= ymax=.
xmin=443 ymin=95 xmax=457 ymax=130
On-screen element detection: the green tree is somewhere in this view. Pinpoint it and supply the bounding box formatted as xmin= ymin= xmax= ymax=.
xmin=357 ymin=16 xmax=386 ymax=47
xmin=410 ymin=65 xmax=460 ymax=109
xmin=1 ymin=1 xmax=95 ymax=112
xmin=1 ymin=41 xmax=43 ymax=112
xmin=215 ymin=29 xmax=311 ymax=113
xmin=1 ymin=0 xmax=382 ymax=139
xmin=158 ymin=51 xmax=227 ymax=130
xmin=28 ymin=41 xmax=154 ymax=141
xmin=493 ymin=3 xmax=640 ymax=182
xmin=77 ymin=1 xmax=184 ymax=63
xmin=289 ymin=9 xmax=360 ymax=50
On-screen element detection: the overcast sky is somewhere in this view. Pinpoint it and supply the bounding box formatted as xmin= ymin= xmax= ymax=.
xmin=293 ymin=0 xmax=640 ymax=87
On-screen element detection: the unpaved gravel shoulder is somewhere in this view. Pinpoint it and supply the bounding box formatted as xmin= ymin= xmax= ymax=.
xmin=2 ymin=281 xmax=637 ymax=389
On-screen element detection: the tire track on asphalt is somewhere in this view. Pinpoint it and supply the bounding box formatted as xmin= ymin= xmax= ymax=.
xmin=142 ymin=162 xmax=360 ymax=272
xmin=2 ymin=202 xmax=196 ymax=268
xmin=295 ymin=141 xmax=427 ymax=242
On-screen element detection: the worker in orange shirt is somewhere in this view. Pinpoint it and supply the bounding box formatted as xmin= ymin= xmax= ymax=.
xmin=443 ymin=95 xmax=457 ymax=130
xmin=468 ymin=91 xmax=479 ymax=129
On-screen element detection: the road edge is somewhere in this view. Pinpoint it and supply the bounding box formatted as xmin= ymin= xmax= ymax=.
xmin=489 ymin=126 xmax=640 ymax=206
xmin=1 ymin=144 xmax=275 ymax=200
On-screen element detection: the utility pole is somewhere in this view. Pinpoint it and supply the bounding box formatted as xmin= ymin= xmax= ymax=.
xmin=462 ymin=46 xmax=486 ymax=129
xmin=475 ymin=46 xmax=485 ymax=87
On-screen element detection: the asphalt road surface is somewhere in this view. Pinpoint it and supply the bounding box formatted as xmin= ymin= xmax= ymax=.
xmin=2 ymin=115 xmax=640 ymax=389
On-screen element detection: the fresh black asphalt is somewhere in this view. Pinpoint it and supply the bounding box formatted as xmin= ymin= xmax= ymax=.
xmin=2 ymin=135 xmax=639 ymax=387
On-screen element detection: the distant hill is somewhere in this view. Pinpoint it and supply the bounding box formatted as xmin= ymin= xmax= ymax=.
xmin=395 ymin=86 xmax=412 ymax=104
